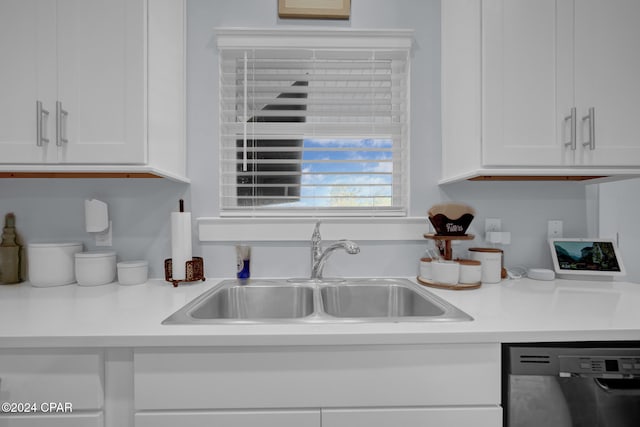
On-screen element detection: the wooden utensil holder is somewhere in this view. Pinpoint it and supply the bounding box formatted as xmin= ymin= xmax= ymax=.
xmin=423 ymin=233 xmax=475 ymax=260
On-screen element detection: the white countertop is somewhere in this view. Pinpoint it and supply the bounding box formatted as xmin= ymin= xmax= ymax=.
xmin=1 ymin=277 xmax=639 ymax=348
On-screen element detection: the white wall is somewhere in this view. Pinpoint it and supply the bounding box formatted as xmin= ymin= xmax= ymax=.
xmin=0 ymin=179 xmax=188 ymax=278
xmin=598 ymin=178 xmax=640 ymax=283
xmin=0 ymin=0 xmax=591 ymax=281
xmin=187 ymin=0 xmax=590 ymax=278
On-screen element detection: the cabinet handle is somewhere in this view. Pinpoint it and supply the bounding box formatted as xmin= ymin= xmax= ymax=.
xmin=56 ymin=101 xmax=69 ymax=146
xmin=582 ymin=107 xmax=595 ymax=150
xmin=563 ymin=107 xmax=576 ymax=150
xmin=36 ymin=101 xmax=50 ymax=147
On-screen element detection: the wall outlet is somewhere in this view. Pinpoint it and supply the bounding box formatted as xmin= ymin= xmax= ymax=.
xmin=486 ymin=231 xmax=511 ymax=245
xmin=547 ymin=220 xmax=563 ymax=238
xmin=95 ymin=220 xmax=113 ymax=246
xmin=485 ymin=218 xmax=502 ymax=234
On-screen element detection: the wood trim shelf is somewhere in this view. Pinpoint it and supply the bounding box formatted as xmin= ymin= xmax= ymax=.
xmin=0 ymin=166 xmax=189 ymax=182
xmin=0 ymin=172 xmax=162 ymax=179
xmin=468 ymin=175 xmax=606 ymax=181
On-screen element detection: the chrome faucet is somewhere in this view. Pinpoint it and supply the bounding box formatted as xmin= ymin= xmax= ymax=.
xmin=310 ymin=221 xmax=360 ymax=279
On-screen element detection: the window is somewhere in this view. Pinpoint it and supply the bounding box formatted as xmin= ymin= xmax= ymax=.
xmin=217 ymin=29 xmax=412 ymax=216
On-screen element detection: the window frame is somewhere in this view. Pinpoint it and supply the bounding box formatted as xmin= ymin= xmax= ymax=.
xmin=215 ymin=28 xmax=414 ymax=217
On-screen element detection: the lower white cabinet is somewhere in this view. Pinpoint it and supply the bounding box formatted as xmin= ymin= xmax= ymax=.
xmin=134 ymin=407 xmax=502 ymax=427
xmin=0 ymin=344 xmax=502 ymax=427
xmin=133 ymin=344 xmax=502 ymax=427
xmin=0 ymin=349 xmax=104 ymax=427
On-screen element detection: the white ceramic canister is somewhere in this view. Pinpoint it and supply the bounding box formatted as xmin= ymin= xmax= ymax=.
xmin=419 ymin=257 xmax=433 ymax=280
xmin=28 ymin=242 xmax=83 ymax=287
xmin=117 ymin=260 xmax=149 ymax=285
xmin=431 ymin=260 xmax=460 ymax=285
xmin=75 ymin=250 xmax=117 ymax=286
xmin=457 ymin=259 xmax=482 ymax=284
xmin=468 ymin=248 xmax=503 ymax=283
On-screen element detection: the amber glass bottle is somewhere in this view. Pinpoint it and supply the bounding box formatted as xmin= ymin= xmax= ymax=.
xmin=0 ymin=213 xmax=22 ymax=284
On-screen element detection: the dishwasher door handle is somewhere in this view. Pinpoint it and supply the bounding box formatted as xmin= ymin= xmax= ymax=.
xmin=594 ymin=378 xmax=640 ymax=396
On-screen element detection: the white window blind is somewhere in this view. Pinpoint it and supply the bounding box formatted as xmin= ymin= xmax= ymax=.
xmin=217 ymin=29 xmax=412 ymax=217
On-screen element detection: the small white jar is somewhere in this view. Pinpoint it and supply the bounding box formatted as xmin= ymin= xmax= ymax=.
xmin=75 ymin=251 xmax=116 ymax=286
xmin=419 ymin=257 xmax=433 ymax=280
xmin=457 ymin=259 xmax=482 ymax=284
xmin=117 ymin=260 xmax=148 ymax=286
xmin=431 ymin=260 xmax=460 ymax=285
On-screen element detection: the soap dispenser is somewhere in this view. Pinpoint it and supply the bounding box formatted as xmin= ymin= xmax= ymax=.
xmin=0 ymin=213 xmax=23 ymax=284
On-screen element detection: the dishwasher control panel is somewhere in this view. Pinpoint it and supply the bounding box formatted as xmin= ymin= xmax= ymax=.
xmin=559 ymin=355 xmax=640 ymax=378
xmin=509 ymin=345 xmax=640 ymax=378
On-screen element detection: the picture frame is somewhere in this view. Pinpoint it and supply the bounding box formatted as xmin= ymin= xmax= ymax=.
xmin=278 ymin=0 xmax=351 ymax=20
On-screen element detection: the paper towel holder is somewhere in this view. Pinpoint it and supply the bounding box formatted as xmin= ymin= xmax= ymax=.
xmin=164 ymin=257 xmax=205 ymax=287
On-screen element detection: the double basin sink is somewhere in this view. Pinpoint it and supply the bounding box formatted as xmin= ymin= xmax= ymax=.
xmin=162 ymin=278 xmax=472 ymax=324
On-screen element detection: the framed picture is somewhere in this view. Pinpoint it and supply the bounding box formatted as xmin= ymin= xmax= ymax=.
xmin=278 ymin=0 xmax=351 ymax=20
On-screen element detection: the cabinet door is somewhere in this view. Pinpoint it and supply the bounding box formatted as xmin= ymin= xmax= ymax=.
xmin=56 ymin=0 xmax=145 ymax=164
xmin=0 ymin=0 xmax=57 ymax=163
xmin=0 ymin=350 xmax=104 ymax=410
xmin=135 ymin=410 xmax=320 ymax=427
xmin=574 ymin=0 xmax=640 ymax=166
xmin=322 ymin=407 xmax=502 ymax=427
xmin=482 ymin=0 xmax=574 ymax=167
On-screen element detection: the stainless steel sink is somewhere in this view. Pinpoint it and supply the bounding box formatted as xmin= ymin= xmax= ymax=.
xmin=320 ymin=283 xmax=446 ymax=318
xmin=190 ymin=284 xmax=315 ymax=320
xmin=162 ymin=278 xmax=472 ymax=324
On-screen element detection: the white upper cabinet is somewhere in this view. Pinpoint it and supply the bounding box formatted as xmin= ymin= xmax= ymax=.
xmin=481 ymin=0 xmax=571 ymax=167
xmin=0 ymin=0 xmax=186 ymax=181
xmin=441 ymin=0 xmax=640 ymax=183
xmin=573 ymin=0 xmax=640 ymax=166
xmin=56 ymin=0 xmax=145 ymax=164
xmin=0 ymin=0 xmax=56 ymax=163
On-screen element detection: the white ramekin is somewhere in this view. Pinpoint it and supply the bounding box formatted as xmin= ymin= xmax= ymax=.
xmin=117 ymin=260 xmax=149 ymax=285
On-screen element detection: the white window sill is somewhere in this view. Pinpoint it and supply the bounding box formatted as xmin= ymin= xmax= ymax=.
xmin=197 ymin=217 xmax=430 ymax=242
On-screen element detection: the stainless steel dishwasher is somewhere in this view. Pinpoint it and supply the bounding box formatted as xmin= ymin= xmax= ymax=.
xmin=503 ymin=342 xmax=640 ymax=427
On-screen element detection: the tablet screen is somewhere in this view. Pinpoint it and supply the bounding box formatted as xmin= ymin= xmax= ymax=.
xmin=552 ymin=240 xmax=622 ymax=272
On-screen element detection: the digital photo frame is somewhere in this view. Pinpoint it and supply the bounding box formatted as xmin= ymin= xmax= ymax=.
xmin=549 ymin=238 xmax=626 ymax=281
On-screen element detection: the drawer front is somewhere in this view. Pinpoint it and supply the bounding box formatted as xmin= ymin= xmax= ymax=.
xmin=322 ymin=407 xmax=502 ymax=427
xmin=135 ymin=410 xmax=320 ymax=427
xmin=0 ymin=349 xmax=103 ymax=411
xmin=135 ymin=344 xmax=500 ymax=410
xmin=0 ymin=413 xmax=102 ymax=427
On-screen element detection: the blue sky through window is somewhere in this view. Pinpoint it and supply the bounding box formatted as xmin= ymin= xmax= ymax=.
xmin=280 ymin=138 xmax=394 ymax=208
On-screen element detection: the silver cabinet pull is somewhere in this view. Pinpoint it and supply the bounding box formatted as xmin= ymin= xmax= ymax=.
xmin=563 ymin=107 xmax=577 ymax=150
xmin=582 ymin=107 xmax=595 ymax=150
xmin=36 ymin=101 xmax=50 ymax=146
xmin=56 ymin=101 xmax=69 ymax=146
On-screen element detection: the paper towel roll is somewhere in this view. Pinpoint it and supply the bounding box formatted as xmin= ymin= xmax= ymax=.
xmin=171 ymin=211 xmax=192 ymax=280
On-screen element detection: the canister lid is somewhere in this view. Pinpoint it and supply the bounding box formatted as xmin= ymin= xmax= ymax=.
xmin=468 ymin=247 xmax=503 ymax=253
xmin=75 ymin=250 xmax=116 ymax=259
xmin=28 ymin=241 xmax=82 ymax=248
xmin=457 ymin=259 xmax=481 ymax=266
xmin=117 ymin=260 xmax=148 ymax=269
